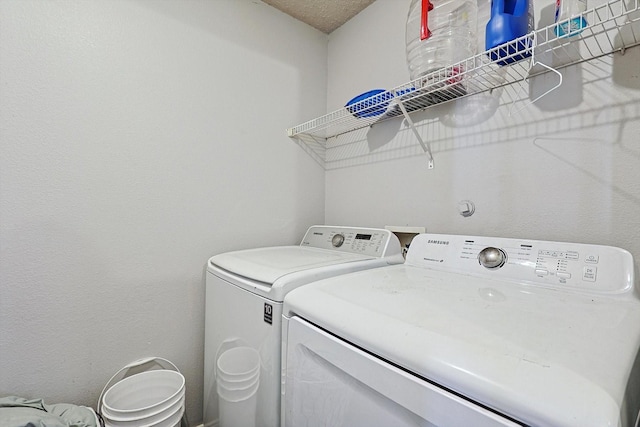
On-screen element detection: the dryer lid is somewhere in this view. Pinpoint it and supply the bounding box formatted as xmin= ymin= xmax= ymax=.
xmin=209 ymin=246 xmax=372 ymax=285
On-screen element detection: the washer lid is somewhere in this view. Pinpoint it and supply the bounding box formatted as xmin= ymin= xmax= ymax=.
xmin=284 ymin=266 xmax=640 ymax=427
xmin=209 ymin=246 xmax=373 ymax=285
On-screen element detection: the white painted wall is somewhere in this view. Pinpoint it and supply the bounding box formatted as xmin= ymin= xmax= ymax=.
xmin=2 ymin=0 xmax=638 ymax=423
xmin=0 ymin=0 xmax=326 ymax=424
xmin=326 ymin=0 xmax=640 ymax=272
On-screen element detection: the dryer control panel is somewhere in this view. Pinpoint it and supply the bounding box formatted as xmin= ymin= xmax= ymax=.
xmin=406 ymin=233 xmax=634 ymax=294
xmin=300 ymin=226 xmax=402 ymax=258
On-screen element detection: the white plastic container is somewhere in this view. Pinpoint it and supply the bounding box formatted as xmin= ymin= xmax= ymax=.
xmin=406 ymin=0 xmax=477 ymax=83
xmin=441 ymin=0 xmax=505 ymax=127
xmin=98 ymin=357 xmax=187 ymax=427
xmin=103 ymin=394 xmax=184 ymax=426
xmin=218 ymin=388 xmax=259 ymax=427
xmin=216 ymin=347 xmax=261 ymax=427
xmin=555 ymin=0 xmax=588 ymax=37
xmin=216 ymin=346 xmax=260 ymax=383
xmin=102 ymin=370 xmax=185 ymax=420
xmin=104 ymin=402 xmax=184 ymax=427
xmin=148 ymin=402 xmax=184 ymax=427
xmin=217 ymin=377 xmax=260 ymax=402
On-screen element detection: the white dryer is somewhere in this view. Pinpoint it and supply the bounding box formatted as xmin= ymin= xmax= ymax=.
xmin=282 ymin=233 xmax=640 ymax=427
xmin=203 ymin=225 xmax=403 ymax=427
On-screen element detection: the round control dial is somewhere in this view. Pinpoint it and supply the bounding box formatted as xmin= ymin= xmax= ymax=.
xmin=478 ymin=247 xmax=507 ymax=269
xmin=331 ymin=234 xmax=345 ymax=248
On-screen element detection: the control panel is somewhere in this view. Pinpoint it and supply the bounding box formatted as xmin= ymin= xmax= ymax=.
xmin=405 ymin=233 xmax=634 ymax=294
xmin=300 ymin=226 xmax=401 ymax=258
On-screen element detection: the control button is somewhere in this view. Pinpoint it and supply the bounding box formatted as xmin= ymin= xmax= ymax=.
xmin=585 ymin=255 xmax=599 ymax=264
xmin=332 ymin=234 xmax=345 ymax=248
xmin=583 ymin=266 xmax=597 ymax=282
xmin=535 ymin=269 xmax=549 ymax=276
xmin=557 ymin=272 xmax=571 ymax=279
xmin=478 ymin=247 xmax=507 ymax=269
xmin=565 ymin=251 xmax=579 ymax=260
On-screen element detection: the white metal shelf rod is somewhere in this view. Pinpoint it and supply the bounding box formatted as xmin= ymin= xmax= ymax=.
xmin=395 ymin=99 xmax=434 ymax=169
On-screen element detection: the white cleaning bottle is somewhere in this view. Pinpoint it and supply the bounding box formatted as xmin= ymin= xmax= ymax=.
xmin=555 ymin=0 xmax=588 ymax=37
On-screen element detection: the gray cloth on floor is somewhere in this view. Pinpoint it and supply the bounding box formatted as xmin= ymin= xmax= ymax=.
xmin=0 ymin=396 xmax=99 ymax=427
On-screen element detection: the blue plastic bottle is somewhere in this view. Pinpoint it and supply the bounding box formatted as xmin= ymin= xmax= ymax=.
xmin=485 ymin=0 xmax=533 ymax=65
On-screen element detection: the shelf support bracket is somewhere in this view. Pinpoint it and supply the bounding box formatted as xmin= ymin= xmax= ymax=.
xmin=395 ymin=99 xmax=434 ymax=169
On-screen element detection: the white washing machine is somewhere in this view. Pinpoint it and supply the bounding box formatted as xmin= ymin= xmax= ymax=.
xmin=203 ymin=225 xmax=403 ymax=427
xmin=282 ymin=233 xmax=640 ymax=427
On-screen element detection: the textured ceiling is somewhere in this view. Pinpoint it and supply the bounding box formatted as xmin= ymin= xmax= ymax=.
xmin=263 ymin=0 xmax=377 ymax=34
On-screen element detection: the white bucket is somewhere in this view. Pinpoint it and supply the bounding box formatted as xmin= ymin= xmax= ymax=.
xmin=216 ymin=347 xmax=260 ymax=427
xmin=104 ymin=402 xmax=184 ymax=427
xmin=146 ymin=402 xmax=184 ymax=427
xmin=103 ymin=393 xmax=184 ymax=426
xmin=217 ymin=365 xmax=259 ymax=391
xmin=102 ymin=370 xmax=185 ymax=421
xmin=217 ymin=376 xmax=259 ymax=402
xmin=217 ymin=365 xmax=260 ymax=386
xmin=218 ymin=384 xmax=259 ymax=427
xmin=216 ymin=347 xmax=260 ymax=382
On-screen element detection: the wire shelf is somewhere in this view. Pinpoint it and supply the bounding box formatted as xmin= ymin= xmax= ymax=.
xmin=287 ymin=0 xmax=640 ymax=167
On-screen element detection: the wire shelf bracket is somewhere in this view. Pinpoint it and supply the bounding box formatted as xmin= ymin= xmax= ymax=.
xmin=395 ymin=98 xmax=434 ymax=169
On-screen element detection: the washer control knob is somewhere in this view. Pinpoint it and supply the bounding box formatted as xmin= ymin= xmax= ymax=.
xmin=332 ymin=233 xmax=345 ymax=248
xmin=478 ymin=247 xmax=507 ymax=269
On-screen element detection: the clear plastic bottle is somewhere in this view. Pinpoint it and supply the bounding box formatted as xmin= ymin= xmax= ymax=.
xmin=406 ymin=0 xmax=477 ymax=83
xmin=441 ymin=0 xmax=505 ymax=126
xmin=555 ymin=0 xmax=588 ymax=37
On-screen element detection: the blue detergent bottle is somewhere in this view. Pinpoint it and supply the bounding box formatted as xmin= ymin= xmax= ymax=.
xmin=485 ymin=0 xmax=533 ymax=65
